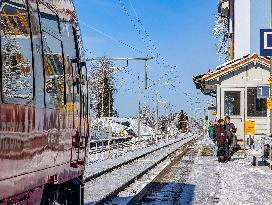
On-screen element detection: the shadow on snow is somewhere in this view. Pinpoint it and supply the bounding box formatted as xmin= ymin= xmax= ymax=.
xmin=85 ymin=182 xmax=196 ymax=205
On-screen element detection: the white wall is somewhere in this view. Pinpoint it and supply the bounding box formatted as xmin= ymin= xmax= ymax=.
xmin=234 ymin=0 xmax=271 ymax=58
xmin=250 ymin=0 xmax=271 ymax=55
xmin=234 ymin=0 xmax=251 ymax=58
xmin=220 ymin=63 xmax=270 ymax=137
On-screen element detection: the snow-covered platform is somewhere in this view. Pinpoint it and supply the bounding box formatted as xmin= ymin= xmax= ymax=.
xmin=135 ymin=135 xmax=272 ymax=205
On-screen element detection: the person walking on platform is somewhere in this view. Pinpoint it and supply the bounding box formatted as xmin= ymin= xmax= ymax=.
xmin=224 ymin=116 xmax=237 ymax=156
xmin=215 ymin=119 xmax=229 ymax=162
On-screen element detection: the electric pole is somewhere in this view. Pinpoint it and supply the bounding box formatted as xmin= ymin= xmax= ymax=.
xmin=137 ymin=76 xmax=141 ymax=138
xmin=87 ymin=57 xmax=153 ymax=90
xmin=155 ymin=93 xmax=159 ymax=143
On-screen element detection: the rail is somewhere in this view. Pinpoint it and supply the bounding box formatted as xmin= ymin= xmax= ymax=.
xmin=84 ymin=132 xmax=202 ymax=204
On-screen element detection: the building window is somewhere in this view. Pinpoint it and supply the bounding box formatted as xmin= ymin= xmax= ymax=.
xmin=0 ymin=0 xmax=33 ymax=105
xmin=247 ymin=87 xmax=267 ymax=117
xmin=224 ymin=91 xmax=240 ymax=116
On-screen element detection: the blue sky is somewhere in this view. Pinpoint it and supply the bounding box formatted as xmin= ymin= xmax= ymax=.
xmin=74 ymin=0 xmax=220 ymax=117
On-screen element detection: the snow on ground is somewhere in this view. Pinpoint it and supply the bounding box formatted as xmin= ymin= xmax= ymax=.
xmin=84 ymin=133 xmax=199 ymax=204
xmin=183 ymin=155 xmax=272 ymax=205
xmin=91 ymin=117 xmax=154 ymax=137
xmin=195 ymin=133 xmax=214 ymax=146
xmin=138 ymin=134 xmax=272 ymax=205
xmin=110 ymin=160 xmax=171 ymax=205
xmin=181 ymin=136 xmax=272 ymax=205
xmin=85 ymin=133 xmax=190 ymax=178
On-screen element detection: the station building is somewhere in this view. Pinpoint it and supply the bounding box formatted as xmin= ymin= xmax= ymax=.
xmin=193 ymin=0 xmax=272 ymax=140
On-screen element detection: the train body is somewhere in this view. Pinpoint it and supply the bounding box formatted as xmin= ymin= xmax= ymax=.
xmin=0 ymin=0 xmax=89 ymax=204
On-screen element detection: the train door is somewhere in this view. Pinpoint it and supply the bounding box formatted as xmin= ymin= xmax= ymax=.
xmin=69 ymin=26 xmax=88 ymax=167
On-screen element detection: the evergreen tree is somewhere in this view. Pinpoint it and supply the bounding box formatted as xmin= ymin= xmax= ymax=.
xmin=176 ymin=110 xmax=188 ymax=131
xmin=97 ymin=76 xmax=114 ymax=117
xmin=89 ymin=59 xmax=116 ymax=117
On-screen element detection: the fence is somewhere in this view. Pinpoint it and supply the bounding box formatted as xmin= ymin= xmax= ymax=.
xmin=88 ymin=133 xmax=179 ymax=162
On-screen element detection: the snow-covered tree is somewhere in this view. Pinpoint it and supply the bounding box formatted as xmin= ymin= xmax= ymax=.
xmin=139 ymin=106 xmax=156 ymax=127
xmin=176 ymin=110 xmax=188 ymax=131
xmin=213 ymin=14 xmax=229 ymax=62
xmin=88 ymin=59 xmax=116 ymax=117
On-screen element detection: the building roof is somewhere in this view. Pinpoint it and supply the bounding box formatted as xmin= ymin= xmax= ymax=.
xmin=192 ymin=53 xmax=270 ymax=96
xmin=203 ymin=53 xmax=270 ymax=81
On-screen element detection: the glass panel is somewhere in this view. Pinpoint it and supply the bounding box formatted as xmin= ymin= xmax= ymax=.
xmin=28 ymin=1 xmax=44 ymax=108
xmin=0 ymin=0 xmax=33 ymax=104
xmin=247 ymin=87 xmax=267 ymax=117
xmin=60 ymin=22 xmax=76 ymax=110
xmin=224 ymin=91 xmax=240 ymax=116
xmin=38 ymin=2 xmax=64 ymax=109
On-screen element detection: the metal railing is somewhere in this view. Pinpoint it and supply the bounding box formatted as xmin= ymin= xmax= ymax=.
xmin=87 ymin=133 xmax=181 ymax=162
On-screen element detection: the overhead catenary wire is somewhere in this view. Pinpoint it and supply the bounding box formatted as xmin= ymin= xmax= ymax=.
xmin=128 ymin=0 xmax=168 ymax=67
xmin=83 ymin=1 xmax=197 ymax=115
xmin=82 ymin=22 xmax=144 ymax=54
xmin=82 ymin=2 xmax=181 ymax=93
xmin=117 ymin=0 xmax=170 ymax=69
xmin=122 ymin=0 xmax=183 ymax=92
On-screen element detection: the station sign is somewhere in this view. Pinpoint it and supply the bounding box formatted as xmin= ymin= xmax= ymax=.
xmin=257 ymin=86 xmax=269 ymax=99
xmin=245 ymin=120 xmax=255 ymax=135
xmin=260 ymin=29 xmax=272 ymax=56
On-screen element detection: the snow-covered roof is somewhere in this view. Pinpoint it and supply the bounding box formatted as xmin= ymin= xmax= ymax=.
xmin=192 ymin=53 xmax=270 ymax=96
xmin=203 ymin=53 xmax=270 ymax=81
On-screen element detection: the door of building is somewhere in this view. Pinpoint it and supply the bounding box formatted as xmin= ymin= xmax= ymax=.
xmin=221 ymin=88 xmax=245 ymax=139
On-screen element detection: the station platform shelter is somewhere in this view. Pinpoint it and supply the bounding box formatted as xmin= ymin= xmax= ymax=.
xmin=193 ymin=53 xmax=271 ymax=141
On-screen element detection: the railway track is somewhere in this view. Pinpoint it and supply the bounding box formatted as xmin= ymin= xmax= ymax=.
xmin=84 ymin=132 xmax=201 ymax=205
xmin=85 ymin=134 xmax=190 ymax=182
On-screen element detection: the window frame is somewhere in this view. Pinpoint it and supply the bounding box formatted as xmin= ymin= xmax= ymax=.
xmin=247 ymin=87 xmax=267 ymax=117
xmin=224 ymin=90 xmax=241 ymax=116
xmin=37 ymin=1 xmax=66 ymax=109
xmin=0 ymin=0 xmax=35 ymax=105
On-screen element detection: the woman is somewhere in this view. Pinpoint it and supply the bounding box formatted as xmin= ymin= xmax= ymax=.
xmin=215 ymin=119 xmax=229 ymax=162
xmin=224 ymin=116 xmax=237 ymax=155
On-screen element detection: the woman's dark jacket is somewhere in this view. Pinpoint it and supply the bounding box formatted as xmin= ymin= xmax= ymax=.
xmin=215 ymin=124 xmax=228 ymax=146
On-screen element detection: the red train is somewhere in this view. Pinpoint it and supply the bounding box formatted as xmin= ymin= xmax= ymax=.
xmin=0 ymin=0 xmax=89 ymax=204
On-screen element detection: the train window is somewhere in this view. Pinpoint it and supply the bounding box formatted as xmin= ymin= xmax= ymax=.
xmin=60 ymin=22 xmax=77 ymax=108
xmin=38 ymin=2 xmax=65 ymax=109
xmin=26 ymin=1 xmax=45 ymax=108
xmin=0 ymin=0 xmax=34 ymax=105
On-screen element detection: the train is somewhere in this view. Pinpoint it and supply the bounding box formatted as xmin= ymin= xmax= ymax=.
xmin=0 ymin=0 xmax=89 ymax=204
